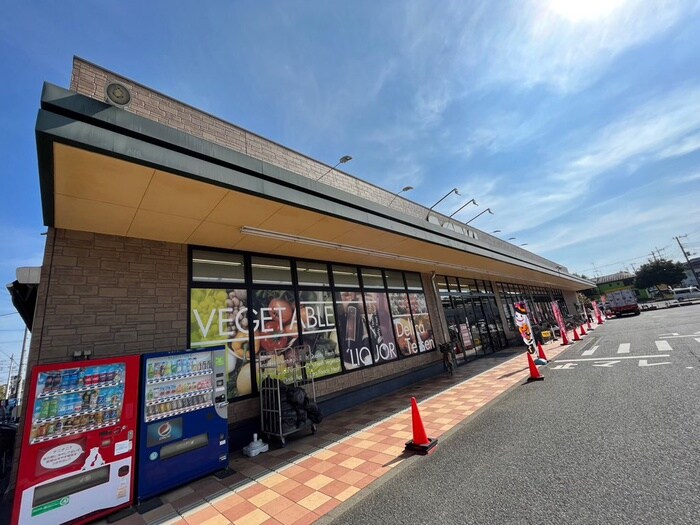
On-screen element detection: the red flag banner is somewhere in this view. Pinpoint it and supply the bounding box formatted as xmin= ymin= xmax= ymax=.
xmin=551 ymin=301 xmax=566 ymax=342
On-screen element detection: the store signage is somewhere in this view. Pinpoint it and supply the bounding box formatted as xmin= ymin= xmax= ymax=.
xmin=551 ymin=301 xmax=567 ymax=343
xmin=513 ymin=302 xmax=536 ymax=354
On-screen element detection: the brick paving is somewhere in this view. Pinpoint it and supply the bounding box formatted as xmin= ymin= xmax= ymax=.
xmin=96 ymin=338 xmax=575 ymax=525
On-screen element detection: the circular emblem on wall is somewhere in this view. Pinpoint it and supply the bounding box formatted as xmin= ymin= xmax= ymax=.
xmin=105 ymin=82 xmax=131 ymax=106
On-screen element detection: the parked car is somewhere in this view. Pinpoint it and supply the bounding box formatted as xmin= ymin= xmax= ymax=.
xmin=671 ymin=286 xmax=700 ymax=302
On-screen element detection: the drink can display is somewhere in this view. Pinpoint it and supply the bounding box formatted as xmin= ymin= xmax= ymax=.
xmin=99 ymin=366 xmax=108 ymax=384
xmin=37 ymin=373 xmax=47 ymax=395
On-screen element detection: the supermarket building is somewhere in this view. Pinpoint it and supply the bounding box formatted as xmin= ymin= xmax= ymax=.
xmin=18 ymin=57 xmax=592 ymax=453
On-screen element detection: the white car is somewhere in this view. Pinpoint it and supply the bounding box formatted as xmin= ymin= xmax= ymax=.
xmin=671 ymin=286 xmax=700 ymax=302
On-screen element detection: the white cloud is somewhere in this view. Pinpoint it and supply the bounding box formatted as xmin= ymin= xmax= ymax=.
xmin=483 ymin=0 xmax=696 ymax=94
xmin=657 ymin=131 xmax=700 ymax=159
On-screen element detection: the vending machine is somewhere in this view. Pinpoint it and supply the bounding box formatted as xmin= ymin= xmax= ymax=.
xmin=137 ymin=347 xmax=229 ymax=502
xmin=12 ymin=356 xmax=140 ymax=525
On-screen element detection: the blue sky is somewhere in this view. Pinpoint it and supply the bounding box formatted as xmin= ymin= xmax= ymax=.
xmin=2 ymin=0 xmax=700 ymax=370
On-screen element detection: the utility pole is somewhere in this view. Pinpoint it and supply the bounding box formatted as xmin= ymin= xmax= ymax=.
xmin=5 ymin=355 xmax=15 ymax=400
xmin=675 ymin=235 xmax=700 ymax=287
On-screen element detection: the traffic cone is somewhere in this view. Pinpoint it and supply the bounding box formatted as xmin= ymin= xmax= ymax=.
xmin=596 ymin=314 xmax=604 ymax=325
xmin=404 ymin=397 xmax=438 ymax=454
xmin=580 ymin=324 xmax=587 ymax=336
xmin=526 ymin=352 xmax=545 ymax=382
xmin=573 ymin=327 xmax=581 ymax=341
xmin=537 ymin=342 xmax=549 ymax=362
xmin=560 ymin=329 xmax=571 ymax=345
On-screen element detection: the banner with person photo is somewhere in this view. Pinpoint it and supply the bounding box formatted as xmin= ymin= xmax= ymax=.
xmin=513 ymin=302 xmax=537 ymax=355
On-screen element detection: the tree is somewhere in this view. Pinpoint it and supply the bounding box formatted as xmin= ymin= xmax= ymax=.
xmin=634 ymin=259 xmax=686 ymax=290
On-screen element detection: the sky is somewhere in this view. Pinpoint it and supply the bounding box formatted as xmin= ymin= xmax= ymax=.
xmin=2 ymin=0 xmax=700 ymax=372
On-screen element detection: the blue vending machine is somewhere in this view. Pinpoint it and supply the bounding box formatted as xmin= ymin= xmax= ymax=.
xmin=137 ymin=347 xmax=229 ymax=502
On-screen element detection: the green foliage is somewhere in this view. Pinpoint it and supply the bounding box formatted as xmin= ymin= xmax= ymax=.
xmin=634 ymin=259 xmax=686 ymax=289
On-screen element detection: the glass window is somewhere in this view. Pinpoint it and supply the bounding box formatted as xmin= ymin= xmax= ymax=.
xmin=332 ymin=265 xmax=360 ymax=288
xmin=364 ymin=291 xmax=398 ymax=364
xmin=251 ymin=256 xmax=292 ymax=285
xmin=436 ymin=275 xmax=449 ymax=294
xmin=446 ymin=276 xmax=459 ymax=291
xmin=298 ymin=289 xmax=342 ymax=378
xmin=335 ymin=290 xmax=372 ymax=369
xmin=405 ymin=272 xmax=423 ymax=290
xmin=192 ymin=250 xmax=245 ymax=283
xmin=385 ymin=270 xmax=405 ymax=289
xmin=190 ymin=287 xmax=251 ymax=401
xmin=251 ymin=289 xmax=298 ymax=384
xmin=360 ymin=267 xmax=385 ymax=289
xmin=297 ymin=261 xmax=330 ymax=287
xmin=389 ymin=292 xmax=419 ymax=356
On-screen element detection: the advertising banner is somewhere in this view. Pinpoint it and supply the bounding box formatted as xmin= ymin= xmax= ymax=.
xmin=513 ymin=302 xmax=537 ymax=355
xmin=335 ymin=291 xmax=372 ymax=369
xmin=407 ymin=292 xmax=436 ymax=352
xmin=389 ymin=292 xmax=419 ymax=356
xmin=364 ymin=291 xmax=398 ymax=364
xmin=592 ymin=300 xmax=604 ymax=323
xmin=298 ymin=290 xmax=342 ymax=377
xmin=551 ymin=301 xmax=567 ymax=342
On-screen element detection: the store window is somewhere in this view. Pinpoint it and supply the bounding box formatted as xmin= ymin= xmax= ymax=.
xmin=405 ymin=272 xmax=423 ymax=290
xmin=364 ymin=290 xmax=398 ymax=364
xmin=296 ymin=261 xmax=330 ymax=287
xmin=297 ymin=289 xmax=342 ymax=378
xmin=384 ymin=270 xmax=405 ymax=289
xmin=334 ymin=289 xmax=372 ymax=369
xmin=190 ymin=249 xmax=437 ymax=400
xmin=251 ymin=256 xmax=293 ymax=285
xmin=360 ymin=267 xmax=384 ymax=289
xmin=332 ymin=265 xmax=360 ymax=288
xmin=192 ymin=250 xmax=244 ymax=283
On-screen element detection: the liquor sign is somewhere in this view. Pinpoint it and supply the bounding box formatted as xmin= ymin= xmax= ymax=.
xmin=513 ymin=302 xmax=536 ymax=355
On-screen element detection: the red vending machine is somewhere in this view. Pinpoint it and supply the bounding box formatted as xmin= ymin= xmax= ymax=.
xmin=12 ymin=356 xmax=140 ymax=525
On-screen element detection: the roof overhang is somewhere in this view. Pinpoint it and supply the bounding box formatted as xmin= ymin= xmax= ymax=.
xmin=36 ymin=82 xmax=593 ymax=291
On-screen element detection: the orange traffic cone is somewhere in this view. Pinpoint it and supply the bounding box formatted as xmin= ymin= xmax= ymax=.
xmin=404 ymin=397 xmax=438 ymax=454
xmin=596 ymin=314 xmax=604 ymax=325
xmin=580 ymin=324 xmax=587 ymax=336
xmin=560 ymin=329 xmax=571 ymax=345
xmin=537 ymin=342 xmax=549 ymax=361
xmin=526 ymin=352 xmax=545 ymax=382
xmin=573 ymin=327 xmax=581 ymax=341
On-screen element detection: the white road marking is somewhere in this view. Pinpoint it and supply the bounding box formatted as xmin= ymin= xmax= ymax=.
xmin=655 ymin=340 xmax=672 ymax=351
xmin=582 ymin=345 xmax=598 ymax=356
xmin=552 ymin=363 xmax=577 ymax=370
xmin=695 ymin=338 xmax=700 ymax=344
xmin=593 ymin=361 xmax=619 ymax=367
xmin=659 ymin=333 xmax=679 ymax=337
xmin=639 ymin=360 xmax=671 ymax=367
xmin=617 ymin=343 xmax=630 ymax=354
xmin=556 ymin=354 xmax=670 ymax=363
xmin=659 ymin=335 xmax=698 ymax=339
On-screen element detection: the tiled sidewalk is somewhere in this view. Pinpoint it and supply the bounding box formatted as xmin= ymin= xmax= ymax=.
xmin=99 ymin=337 xmax=577 ymax=525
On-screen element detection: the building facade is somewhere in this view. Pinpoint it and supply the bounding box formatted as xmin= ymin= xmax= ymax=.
xmin=14 ymin=57 xmax=592 ymax=477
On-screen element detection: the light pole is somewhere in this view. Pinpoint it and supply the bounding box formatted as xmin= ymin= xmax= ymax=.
xmin=388 ymin=185 xmax=414 ymax=205
xmin=317 ymin=155 xmax=352 ymax=181
xmin=426 ymin=188 xmax=460 ymax=220
xmin=448 ymin=198 xmax=478 ymax=218
xmin=465 ymin=207 xmax=493 ymax=224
